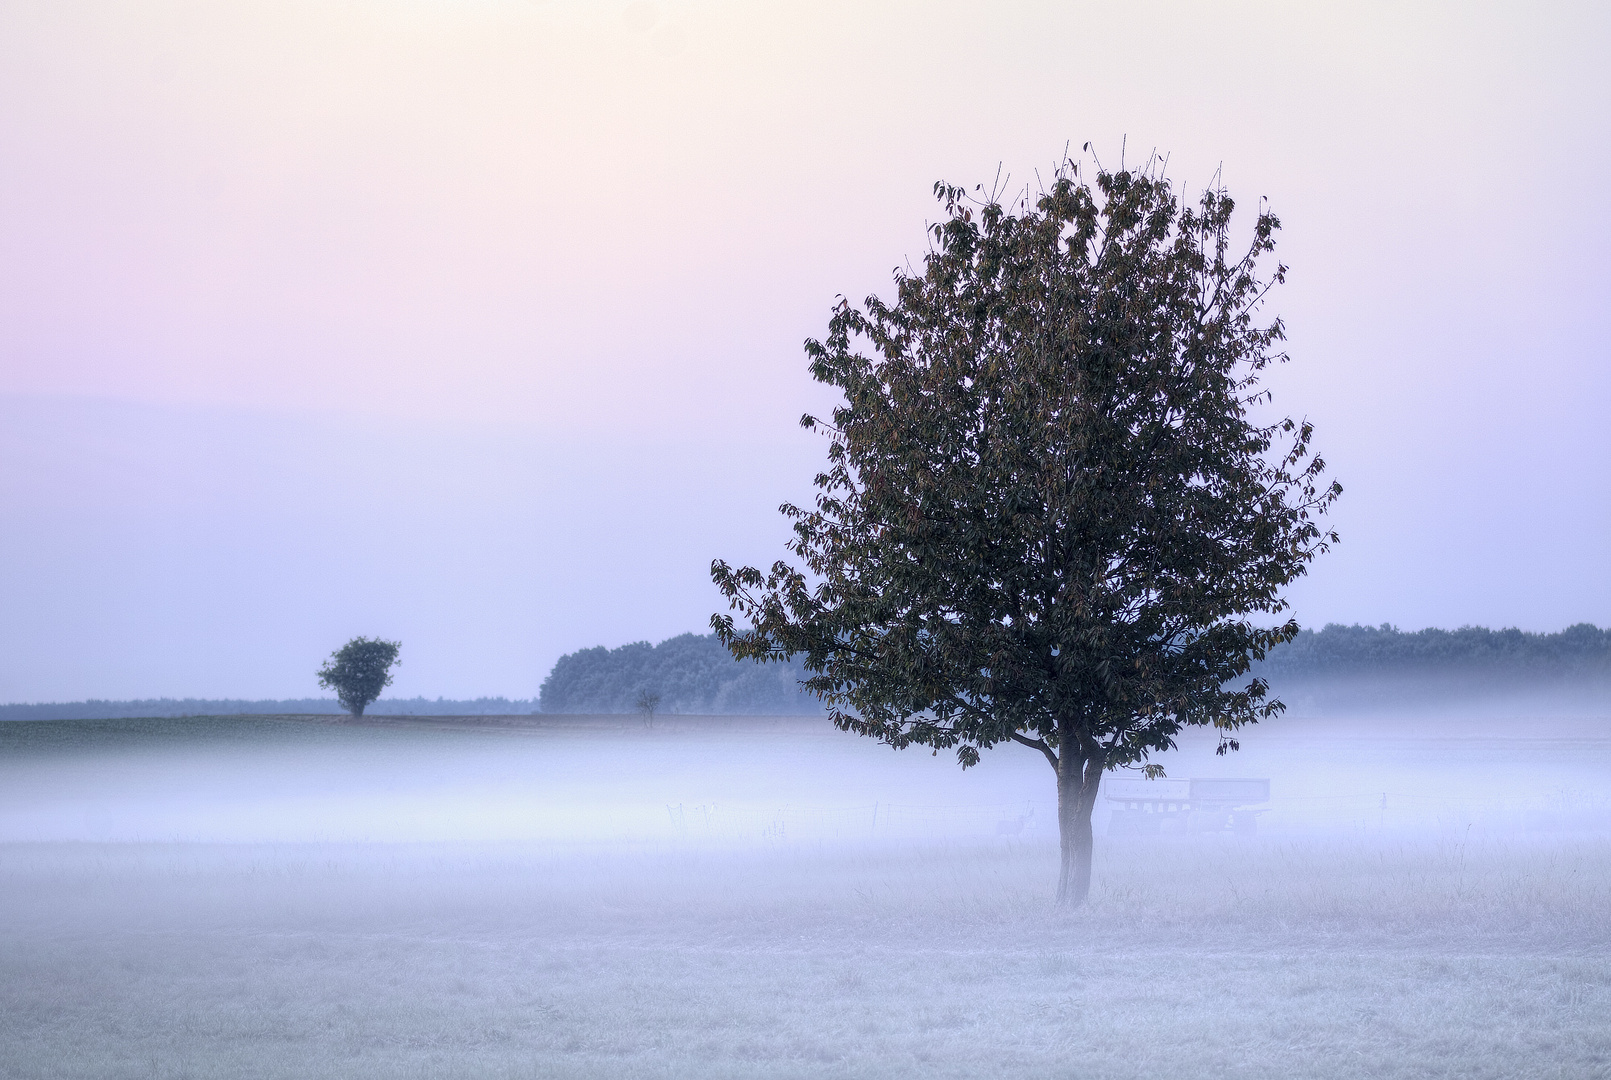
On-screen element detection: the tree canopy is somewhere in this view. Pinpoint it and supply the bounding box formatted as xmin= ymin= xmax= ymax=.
xmin=316 ymin=637 xmax=401 ymax=717
xmin=713 ymin=156 xmax=1340 ymax=904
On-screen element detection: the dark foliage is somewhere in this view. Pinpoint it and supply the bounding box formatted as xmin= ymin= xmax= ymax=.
xmin=316 ymin=637 xmax=402 ymax=717
xmin=1256 ymin=623 xmax=1611 ymax=679
xmin=538 ymin=633 xmax=820 ymax=715
xmin=5 ymin=626 xmax=1600 ymax=725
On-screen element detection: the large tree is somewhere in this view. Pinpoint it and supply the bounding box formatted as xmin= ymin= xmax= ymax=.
xmin=711 ymin=157 xmax=1340 ymax=906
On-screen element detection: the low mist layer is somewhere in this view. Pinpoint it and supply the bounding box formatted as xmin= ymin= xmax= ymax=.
xmin=2 ymin=702 xmax=1609 ymax=1077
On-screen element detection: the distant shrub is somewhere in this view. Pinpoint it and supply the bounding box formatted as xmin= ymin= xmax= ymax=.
xmin=317 ymin=637 xmax=402 ymax=717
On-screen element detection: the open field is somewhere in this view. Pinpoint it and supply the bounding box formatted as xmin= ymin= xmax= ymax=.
xmin=2 ymin=711 xmax=1610 ymax=1078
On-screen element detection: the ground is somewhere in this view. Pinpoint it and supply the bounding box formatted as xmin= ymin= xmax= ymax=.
xmin=1 ymin=712 xmax=1608 ymax=1079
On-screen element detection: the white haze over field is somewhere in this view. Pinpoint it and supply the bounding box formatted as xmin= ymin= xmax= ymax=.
xmin=3 ymin=705 xmax=1609 ymax=1078
xmin=3 ymin=713 xmax=1609 ymax=847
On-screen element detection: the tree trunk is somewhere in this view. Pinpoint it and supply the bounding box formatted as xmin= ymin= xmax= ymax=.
xmin=1054 ymin=749 xmax=1105 ymax=907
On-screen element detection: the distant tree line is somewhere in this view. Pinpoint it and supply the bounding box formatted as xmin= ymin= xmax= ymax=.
xmin=538 ymin=625 xmax=1609 ymax=716
xmin=1252 ymin=623 xmax=1610 ymax=680
xmin=0 ymin=697 xmax=538 ymax=722
xmin=8 ymin=625 xmax=1601 ymax=722
xmin=539 ymin=633 xmax=821 ymax=715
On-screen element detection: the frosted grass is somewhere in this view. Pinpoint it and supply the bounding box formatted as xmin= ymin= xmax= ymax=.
xmin=3 ymin=837 xmax=1609 ymax=1079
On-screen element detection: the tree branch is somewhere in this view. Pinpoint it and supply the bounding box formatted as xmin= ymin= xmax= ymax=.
xmin=1010 ymin=731 xmax=1059 ymax=770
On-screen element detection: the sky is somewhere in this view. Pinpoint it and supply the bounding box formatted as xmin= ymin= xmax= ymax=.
xmin=1 ymin=0 xmax=1608 ymax=702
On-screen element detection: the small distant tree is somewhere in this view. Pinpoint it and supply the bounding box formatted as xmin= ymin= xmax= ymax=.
xmin=317 ymin=637 xmax=402 ymax=717
xmin=635 ymin=688 xmax=662 ymax=727
xmin=712 ymin=155 xmax=1339 ymax=906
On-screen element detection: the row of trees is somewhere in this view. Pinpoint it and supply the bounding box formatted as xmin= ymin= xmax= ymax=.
xmin=533 ymin=623 xmax=1609 ymax=719
xmin=1255 ymin=623 xmax=1610 ymax=678
xmin=538 ymin=633 xmax=819 ymax=715
xmin=314 ymin=618 xmax=1609 ymax=726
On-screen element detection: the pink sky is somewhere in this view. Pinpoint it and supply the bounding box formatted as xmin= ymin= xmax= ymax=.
xmin=2 ymin=0 xmax=1608 ymax=700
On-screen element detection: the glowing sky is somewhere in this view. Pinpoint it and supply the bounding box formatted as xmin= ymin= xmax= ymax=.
xmin=2 ymin=0 xmax=1607 ymax=700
